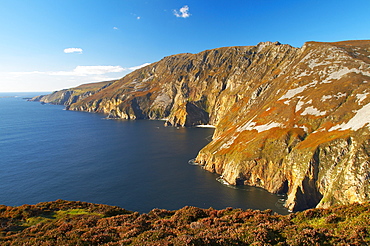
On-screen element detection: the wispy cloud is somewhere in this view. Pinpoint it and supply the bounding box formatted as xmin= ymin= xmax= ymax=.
xmin=174 ymin=5 xmax=191 ymax=18
xmin=50 ymin=66 xmax=126 ymax=76
xmin=128 ymin=63 xmax=151 ymax=71
xmin=9 ymin=63 xmax=151 ymax=77
xmin=113 ymin=27 xmax=119 ymax=30
xmin=130 ymin=13 xmax=141 ymax=20
xmin=64 ymin=48 xmax=83 ymax=54
xmin=1 ymin=63 xmax=152 ymax=92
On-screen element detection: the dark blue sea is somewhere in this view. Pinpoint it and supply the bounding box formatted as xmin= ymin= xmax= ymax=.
xmin=0 ymin=92 xmax=288 ymax=214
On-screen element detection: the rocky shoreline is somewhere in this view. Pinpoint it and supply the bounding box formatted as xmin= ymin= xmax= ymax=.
xmin=31 ymin=40 xmax=370 ymax=212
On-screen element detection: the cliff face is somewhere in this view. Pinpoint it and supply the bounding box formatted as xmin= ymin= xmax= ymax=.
xmin=36 ymin=40 xmax=370 ymax=211
xmin=194 ymin=40 xmax=370 ymax=211
xmin=67 ymin=42 xmax=301 ymax=124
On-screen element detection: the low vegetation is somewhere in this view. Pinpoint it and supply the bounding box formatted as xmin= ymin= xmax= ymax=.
xmin=1 ymin=200 xmax=369 ymax=245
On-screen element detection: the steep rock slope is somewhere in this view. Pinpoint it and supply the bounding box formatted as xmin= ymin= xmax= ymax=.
xmin=67 ymin=42 xmax=300 ymax=125
xmin=39 ymin=40 xmax=370 ymax=211
xmin=195 ymin=40 xmax=370 ymax=211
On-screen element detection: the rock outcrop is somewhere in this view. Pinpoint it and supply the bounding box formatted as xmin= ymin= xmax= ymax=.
xmin=34 ymin=40 xmax=370 ymax=211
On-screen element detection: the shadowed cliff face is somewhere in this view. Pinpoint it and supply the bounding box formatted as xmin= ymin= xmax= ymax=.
xmin=33 ymin=40 xmax=370 ymax=211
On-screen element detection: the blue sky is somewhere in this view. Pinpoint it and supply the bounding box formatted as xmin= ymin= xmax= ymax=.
xmin=0 ymin=0 xmax=369 ymax=92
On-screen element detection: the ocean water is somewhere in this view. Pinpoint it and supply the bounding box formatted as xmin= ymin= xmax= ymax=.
xmin=0 ymin=93 xmax=288 ymax=214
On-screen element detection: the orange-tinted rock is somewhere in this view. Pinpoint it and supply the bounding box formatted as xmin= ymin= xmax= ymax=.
xmin=35 ymin=40 xmax=370 ymax=211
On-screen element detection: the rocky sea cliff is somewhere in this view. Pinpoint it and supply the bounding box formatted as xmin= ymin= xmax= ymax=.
xmin=31 ymin=40 xmax=370 ymax=211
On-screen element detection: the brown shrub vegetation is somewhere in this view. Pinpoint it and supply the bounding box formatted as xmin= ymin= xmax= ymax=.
xmin=1 ymin=200 xmax=369 ymax=245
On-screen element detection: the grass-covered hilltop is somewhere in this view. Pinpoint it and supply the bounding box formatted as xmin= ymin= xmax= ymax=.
xmin=1 ymin=200 xmax=369 ymax=245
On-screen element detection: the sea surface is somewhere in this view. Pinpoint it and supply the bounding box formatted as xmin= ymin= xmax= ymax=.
xmin=0 ymin=92 xmax=288 ymax=214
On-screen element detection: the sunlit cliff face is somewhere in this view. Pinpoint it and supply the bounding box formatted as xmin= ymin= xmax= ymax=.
xmin=33 ymin=40 xmax=370 ymax=211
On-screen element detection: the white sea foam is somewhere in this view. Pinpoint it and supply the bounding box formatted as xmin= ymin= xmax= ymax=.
xmin=188 ymin=159 xmax=199 ymax=165
xmin=195 ymin=124 xmax=216 ymax=128
xmin=216 ymin=177 xmax=237 ymax=189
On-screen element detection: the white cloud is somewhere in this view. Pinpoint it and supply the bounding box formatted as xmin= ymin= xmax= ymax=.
xmin=64 ymin=48 xmax=83 ymax=54
xmin=174 ymin=5 xmax=191 ymax=18
xmin=10 ymin=64 xmax=151 ymax=77
xmin=113 ymin=27 xmax=119 ymax=30
xmin=1 ymin=63 xmax=151 ymax=92
xmin=128 ymin=63 xmax=151 ymax=71
xmin=51 ymin=65 xmax=126 ymax=76
xmin=137 ymin=16 xmax=141 ymax=20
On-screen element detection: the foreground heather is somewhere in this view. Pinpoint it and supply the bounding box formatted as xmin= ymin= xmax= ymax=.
xmin=1 ymin=200 xmax=369 ymax=245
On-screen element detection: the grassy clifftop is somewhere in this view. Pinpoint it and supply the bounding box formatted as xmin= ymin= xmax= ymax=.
xmin=1 ymin=200 xmax=369 ymax=245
